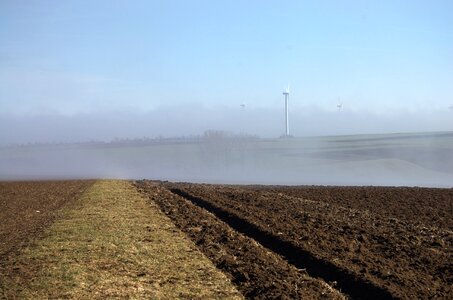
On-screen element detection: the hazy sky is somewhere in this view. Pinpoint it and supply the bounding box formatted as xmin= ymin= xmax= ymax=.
xmin=1 ymin=0 xmax=453 ymax=143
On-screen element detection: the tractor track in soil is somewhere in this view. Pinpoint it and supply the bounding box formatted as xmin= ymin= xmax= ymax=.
xmin=161 ymin=182 xmax=451 ymax=299
xmin=168 ymin=187 xmax=394 ymax=300
xmin=135 ymin=180 xmax=346 ymax=299
xmin=4 ymin=180 xmax=450 ymax=298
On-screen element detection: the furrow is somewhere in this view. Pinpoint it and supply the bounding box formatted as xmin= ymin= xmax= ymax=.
xmin=169 ymin=187 xmax=397 ymax=300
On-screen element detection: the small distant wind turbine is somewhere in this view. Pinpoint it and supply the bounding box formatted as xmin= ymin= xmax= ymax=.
xmin=337 ymin=101 xmax=343 ymax=110
xmin=283 ymin=85 xmax=290 ymax=137
xmin=240 ymin=103 xmax=246 ymax=110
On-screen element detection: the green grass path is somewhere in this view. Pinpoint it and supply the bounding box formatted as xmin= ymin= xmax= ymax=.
xmin=1 ymin=180 xmax=241 ymax=299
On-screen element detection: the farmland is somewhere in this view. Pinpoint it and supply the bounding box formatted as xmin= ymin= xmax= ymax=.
xmin=0 ymin=180 xmax=94 ymax=259
xmin=0 ymin=181 xmax=241 ymax=298
xmin=0 ymin=176 xmax=452 ymax=298
xmin=136 ymin=180 xmax=453 ymax=299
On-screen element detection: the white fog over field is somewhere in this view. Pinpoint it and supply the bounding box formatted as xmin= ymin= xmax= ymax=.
xmin=1 ymin=1 xmax=452 ymax=186
xmin=1 ymin=131 xmax=452 ymax=187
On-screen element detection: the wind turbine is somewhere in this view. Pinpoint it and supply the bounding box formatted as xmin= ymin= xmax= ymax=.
xmin=336 ymin=97 xmax=343 ymax=110
xmin=283 ymin=85 xmax=290 ymax=137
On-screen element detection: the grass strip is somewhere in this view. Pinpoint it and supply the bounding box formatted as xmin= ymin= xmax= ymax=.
xmin=1 ymin=180 xmax=242 ymax=299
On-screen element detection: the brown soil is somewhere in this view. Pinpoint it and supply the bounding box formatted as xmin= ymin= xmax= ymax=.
xmin=3 ymin=180 xmax=450 ymax=299
xmin=0 ymin=180 xmax=94 ymax=259
xmin=155 ymin=182 xmax=452 ymax=299
xmin=247 ymin=185 xmax=453 ymax=230
xmin=135 ymin=180 xmax=345 ymax=299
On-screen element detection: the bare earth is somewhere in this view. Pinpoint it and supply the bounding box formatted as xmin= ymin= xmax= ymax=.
xmin=1 ymin=179 xmax=451 ymax=299
xmin=139 ymin=181 xmax=452 ymax=299
xmin=0 ymin=180 xmax=94 ymax=259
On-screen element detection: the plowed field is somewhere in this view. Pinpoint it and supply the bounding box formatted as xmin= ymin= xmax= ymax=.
xmin=136 ymin=180 xmax=452 ymax=299
xmin=2 ymin=180 xmax=451 ymax=298
xmin=0 ymin=180 xmax=94 ymax=259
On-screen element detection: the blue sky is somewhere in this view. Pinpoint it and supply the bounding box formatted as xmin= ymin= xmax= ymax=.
xmin=0 ymin=1 xmax=452 ymax=142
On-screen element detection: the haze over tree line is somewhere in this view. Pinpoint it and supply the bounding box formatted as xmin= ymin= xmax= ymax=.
xmin=1 ymin=1 xmax=452 ymax=145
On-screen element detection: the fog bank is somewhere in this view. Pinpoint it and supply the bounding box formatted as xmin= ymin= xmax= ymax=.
xmin=1 ymin=132 xmax=452 ymax=188
xmin=1 ymin=106 xmax=452 ymax=146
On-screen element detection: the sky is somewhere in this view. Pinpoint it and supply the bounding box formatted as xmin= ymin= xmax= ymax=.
xmin=1 ymin=0 xmax=453 ymax=144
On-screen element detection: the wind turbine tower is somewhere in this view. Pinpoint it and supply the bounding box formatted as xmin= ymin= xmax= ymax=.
xmin=283 ymin=85 xmax=290 ymax=137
